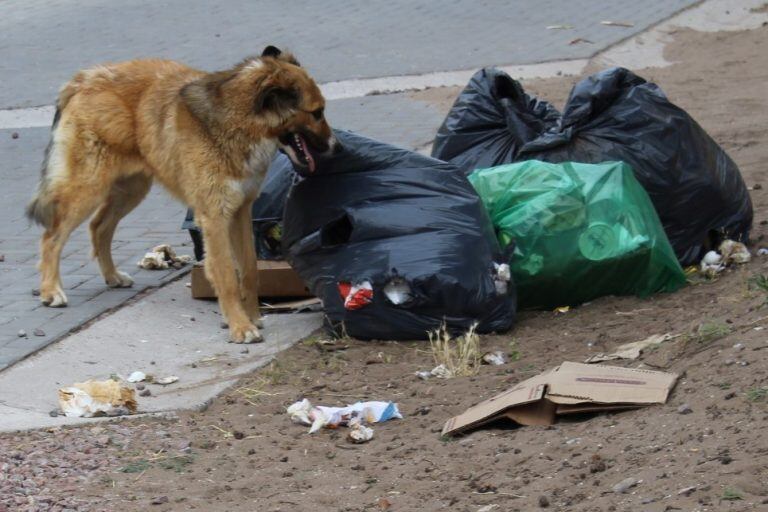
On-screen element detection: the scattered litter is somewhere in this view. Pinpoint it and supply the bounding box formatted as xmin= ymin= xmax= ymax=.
xmin=287 ymin=398 xmax=402 ymax=434
xmin=584 ymin=333 xmax=675 ymax=363
xmin=126 ymin=371 xmax=147 ymax=383
xmin=382 ymin=277 xmax=413 ymax=305
xmin=58 ymin=379 xmax=137 ymax=418
xmin=430 ymin=363 xmax=453 ymax=379
xmin=155 ymin=376 xmax=179 ymax=385
xmin=678 ymin=486 xmax=697 ymax=496
xmin=612 ymin=477 xmax=640 ymax=493
xmin=758 ymin=248 xmax=768 ymax=256
xmin=137 ymin=244 xmax=192 ymax=270
xmin=601 ymin=20 xmax=635 ymax=27
xmin=415 ymin=370 xmax=432 ymax=380
xmin=569 ymin=38 xmax=593 ymax=45
xmin=546 ymin=24 xmax=573 ymax=30
xmin=442 ymin=362 xmax=678 ymax=436
xmin=493 ymin=262 xmax=512 ymax=294
xmin=338 ymin=281 xmax=373 ymax=310
xmin=699 ymin=239 xmax=751 ymax=276
xmin=477 ymin=505 xmax=500 ymax=512
xmin=347 ymin=422 xmax=374 ymax=443
xmin=482 ymin=351 xmax=507 ymax=366
xmin=719 ymin=239 xmax=751 ymax=264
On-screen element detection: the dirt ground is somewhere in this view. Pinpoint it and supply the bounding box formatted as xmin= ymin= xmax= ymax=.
xmin=3 ymin=24 xmax=768 ymax=512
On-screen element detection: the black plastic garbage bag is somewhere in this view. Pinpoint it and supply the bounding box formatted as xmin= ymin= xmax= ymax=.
xmin=183 ymin=154 xmax=295 ymax=261
xmin=432 ymin=67 xmax=753 ymax=265
xmin=282 ymin=130 xmax=516 ymax=340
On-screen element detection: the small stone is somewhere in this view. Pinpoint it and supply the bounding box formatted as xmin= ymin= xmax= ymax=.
xmin=0 ymin=254 xmax=4 ymax=262
xmin=178 ymin=440 xmax=192 ymax=452
xmin=139 ymin=388 xmax=151 ymax=397
xmin=677 ymin=403 xmax=693 ymax=415
xmin=612 ymin=477 xmax=639 ymax=493
xmin=724 ymin=359 xmax=735 ymax=366
xmin=220 ymin=322 xmax=229 ymax=329
xmin=189 ymin=316 xmax=195 ymax=321
xmin=538 ymin=495 xmax=550 ymax=508
xmin=95 ymin=435 xmax=110 ymax=447
xmin=724 ymin=392 xmax=736 ymax=400
xmin=733 ymin=343 xmax=745 ymax=351
xmin=11 ymin=132 xmax=19 ymax=139
xmin=135 ymin=383 xmax=145 ymax=390
xmin=240 ymin=348 xmax=249 ymax=354
xmin=31 ymin=289 xmax=40 ymax=296
xmin=739 ymin=361 xmax=750 ymax=367
xmin=754 ymin=183 xmax=763 ymax=190
xmin=233 ymin=431 xmax=245 ymax=440
xmin=33 ymin=328 xmax=45 ymax=336
xmin=247 ymin=448 xmax=256 ymax=455
xmin=280 ymin=456 xmax=288 ymax=462
xmin=150 ymin=496 xmax=168 ymax=505
xmin=17 ymin=330 xmax=26 ymax=338
xmin=48 ymin=409 xmax=60 ymax=417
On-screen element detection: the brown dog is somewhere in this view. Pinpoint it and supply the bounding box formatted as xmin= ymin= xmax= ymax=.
xmin=26 ymin=46 xmax=337 ymax=343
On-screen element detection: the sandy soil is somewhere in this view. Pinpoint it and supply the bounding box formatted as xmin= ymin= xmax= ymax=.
xmin=2 ymin=24 xmax=768 ymax=512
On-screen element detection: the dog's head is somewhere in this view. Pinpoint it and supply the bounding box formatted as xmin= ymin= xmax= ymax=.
xmin=181 ymin=46 xmax=338 ymax=174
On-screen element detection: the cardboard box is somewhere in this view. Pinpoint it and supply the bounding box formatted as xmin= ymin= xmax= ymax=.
xmin=442 ymin=362 xmax=678 ymax=436
xmin=190 ymin=260 xmax=312 ymax=300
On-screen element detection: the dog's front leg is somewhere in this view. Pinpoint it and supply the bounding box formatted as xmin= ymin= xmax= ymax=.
xmin=198 ymin=214 xmax=263 ymax=343
xmin=231 ymin=203 xmax=262 ymax=328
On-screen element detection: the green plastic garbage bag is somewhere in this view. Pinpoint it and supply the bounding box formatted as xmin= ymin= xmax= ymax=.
xmin=468 ymin=160 xmax=686 ymax=309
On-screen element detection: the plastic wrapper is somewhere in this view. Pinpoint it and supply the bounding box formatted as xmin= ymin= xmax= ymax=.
xmin=469 ymin=160 xmax=686 ymax=309
xmin=432 ymin=67 xmax=753 ymax=265
xmin=58 ymin=379 xmax=137 ymax=418
xmin=282 ymin=129 xmax=515 ymax=340
xmin=287 ymin=399 xmax=402 ymax=434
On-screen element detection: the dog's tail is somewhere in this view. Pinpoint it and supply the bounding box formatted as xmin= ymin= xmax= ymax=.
xmin=25 ymin=78 xmax=79 ymax=228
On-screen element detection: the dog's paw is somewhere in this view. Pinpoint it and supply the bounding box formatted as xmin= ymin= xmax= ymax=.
xmin=105 ymin=271 xmax=134 ymax=288
xmin=229 ymin=323 xmax=264 ymax=344
xmin=41 ymin=287 xmax=68 ymax=308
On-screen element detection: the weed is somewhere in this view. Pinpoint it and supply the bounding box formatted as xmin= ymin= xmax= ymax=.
xmin=158 ymin=455 xmax=195 ymax=473
xmin=261 ymin=360 xmax=288 ymax=386
xmin=721 ymin=488 xmax=743 ymax=501
xmin=716 ymin=382 xmax=731 ymax=390
xmin=746 ymin=387 xmax=768 ymax=402
xmin=428 ymin=323 xmax=481 ymax=378
xmin=119 ymin=460 xmax=150 ymax=473
xmin=508 ymin=338 xmax=522 ymax=361
xmin=688 ymin=322 xmax=731 ymax=345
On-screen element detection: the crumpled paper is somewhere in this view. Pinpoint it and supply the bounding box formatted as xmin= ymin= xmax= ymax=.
xmin=137 ymin=244 xmax=192 ymax=270
xmin=287 ymin=399 xmax=402 ymax=434
xmin=58 ymin=379 xmax=137 ymax=417
xmin=700 ymin=239 xmax=751 ymax=277
xmin=585 ymin=333 xmax=675 ymax=363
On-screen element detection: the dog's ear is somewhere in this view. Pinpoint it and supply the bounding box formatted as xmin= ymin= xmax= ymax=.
xmin=180 ymin=71 xmax=235 ymax=126
xmin=262 ymin=45 xmax=282 ymax=58
xmin=261 ymin=45 xmax=301 ymax=66
xmin=255 ymin=85 xmax=300 ymax=114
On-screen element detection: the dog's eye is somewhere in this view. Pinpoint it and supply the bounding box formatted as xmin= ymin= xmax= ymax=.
xmin=311 ymin=108 xmax=324 ymax=121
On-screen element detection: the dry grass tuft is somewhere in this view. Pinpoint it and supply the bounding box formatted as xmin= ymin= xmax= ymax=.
xmin=428 ymin=322 xmax=481 ymax=378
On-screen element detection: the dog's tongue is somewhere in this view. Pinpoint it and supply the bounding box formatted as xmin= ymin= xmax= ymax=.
xmin=298 ymin=135 xmax=316 ymax=174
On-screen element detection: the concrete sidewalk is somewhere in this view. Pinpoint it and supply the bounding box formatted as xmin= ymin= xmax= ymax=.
xmin=0 ymin=279 xmax=322 ymax=432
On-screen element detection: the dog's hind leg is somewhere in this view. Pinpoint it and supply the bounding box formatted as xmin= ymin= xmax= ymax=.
xmin=38 ymin=190 xmax=106 ymax=307
xmin=230 ymin=202 xmax=263 ymax=328
xmin=90 ymin=174 xmax=152 ymax=287
xmin=197 ymin=213 xmax=263 ymax=343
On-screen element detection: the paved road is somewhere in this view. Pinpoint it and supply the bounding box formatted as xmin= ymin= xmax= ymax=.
xmin=0 ymin=0 xmax=695 ymax=109
xmin=0 ymin=0 xmax=697 ymax=370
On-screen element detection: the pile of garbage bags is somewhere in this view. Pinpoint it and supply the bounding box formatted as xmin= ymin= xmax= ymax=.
xmin=432 ymin=67 xmax=752 ymax=266
xmin=183 ymin=66 xmax=753 ymax=340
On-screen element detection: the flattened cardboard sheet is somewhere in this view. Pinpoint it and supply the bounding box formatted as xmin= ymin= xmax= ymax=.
xmin=442 ymin=362 xmax=677 ymax=436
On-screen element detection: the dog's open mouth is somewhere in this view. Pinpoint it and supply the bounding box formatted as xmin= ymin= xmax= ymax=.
xmin=281 ymin=132 xmax=316 ymax=174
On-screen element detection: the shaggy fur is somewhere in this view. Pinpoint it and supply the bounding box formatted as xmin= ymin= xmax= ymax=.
xmin=26 ymin=46 xmax=336 ymax=343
